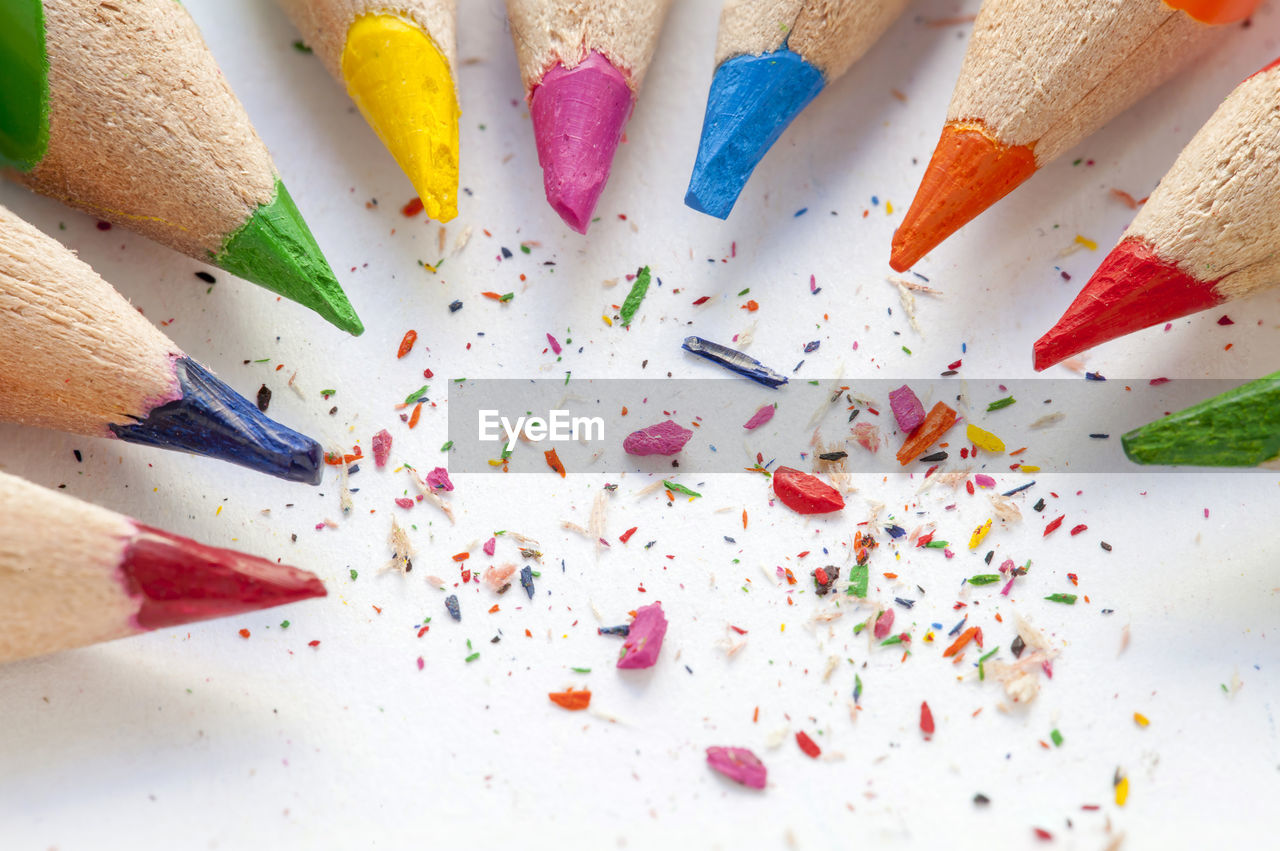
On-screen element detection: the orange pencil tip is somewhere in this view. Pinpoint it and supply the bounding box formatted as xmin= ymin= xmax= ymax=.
xmin=1165 ymin=0 xmax=1260 ymax=25
xmin=890 ymin=122 xmax=1036 ymax=272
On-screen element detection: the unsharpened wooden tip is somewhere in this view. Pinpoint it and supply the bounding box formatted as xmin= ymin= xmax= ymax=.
xmin=530 ymin=52 xmax=633 ymax=234
xmin=685 ymin=49 xmax=825 ymax=220
xmin=341 ymin=14 xmax=460 ymax=223
xmin=124 ymin=523 xmax=326 ymax=629
xmin=1121 ymin=371 xmax=1280 ymax=467
xmin=1033 ymin=237 xmax=1222 ymax=371
xmin=215 ymin=180 xmax=364 ymax=336
xmin=890 ymin=122 xmax=1037 ymax=272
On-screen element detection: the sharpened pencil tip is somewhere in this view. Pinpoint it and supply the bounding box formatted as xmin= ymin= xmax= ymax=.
xmin=342 ymin=14 xmax=460 ymax=223
xmin=685 ymin=50 xmax=824 ymax=220
xmin=1121 ymin=372 xmax=1280 ymax=468
xmin=123 ymin=523 xmax=326 ymax=630
xmin=1034 ymin=237 xmax=1222 ymax=370
xmin=891 ymin=122 xmax=1037 ymax=272
xmin=530 ymin=52 xmax=633 ymax=234
xmin=215 ymin=179 xmax=364 ymax=335
xmin=110 ymin=357 xmax=324 ymax=484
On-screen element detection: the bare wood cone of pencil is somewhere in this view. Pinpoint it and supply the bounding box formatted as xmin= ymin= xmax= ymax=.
xmin=889 ymin=0 xmax=1257 ymax=272
xmin=0 ymin=0 xmax=363 ymax=333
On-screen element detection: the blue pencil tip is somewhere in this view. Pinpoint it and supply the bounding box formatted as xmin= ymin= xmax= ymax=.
xmin=685 ymin=49 xmax=824 ymax=219
xmin=110 ymin=358 xmax=324 ymax=485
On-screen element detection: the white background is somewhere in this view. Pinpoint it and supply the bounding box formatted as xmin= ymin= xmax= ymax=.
xmin=3 ymin=1 xmax=1280 ymax=848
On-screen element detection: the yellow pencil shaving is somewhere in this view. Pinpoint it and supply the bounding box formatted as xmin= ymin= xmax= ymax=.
xmin=342 ymin=14 xmax=459 ymax=221
xmin=967 ymin=424 xmax=1005 ymax=453
xmin=969 ymin=518 xmax=992 ymax=549
xmin=1114 ymin=775 xmax=1129 ymax=807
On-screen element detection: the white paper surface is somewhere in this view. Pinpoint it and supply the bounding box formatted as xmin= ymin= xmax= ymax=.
xmin=3 ymin=1 xmax=1279 ymax=848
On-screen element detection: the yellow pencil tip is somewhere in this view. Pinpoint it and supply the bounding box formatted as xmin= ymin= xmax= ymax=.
xmin=342 ymin=14 xmax=459 ymax=221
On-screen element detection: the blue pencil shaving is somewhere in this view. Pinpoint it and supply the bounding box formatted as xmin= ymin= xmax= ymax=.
xmin=682 ymin=336 xmax=788 ymax=388
xmin=1001 ymin=481 xmax=1035 ymax=497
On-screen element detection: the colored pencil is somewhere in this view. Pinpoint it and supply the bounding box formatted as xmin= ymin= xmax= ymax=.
xmin=278 ymin=0 xmax=460 ymax=222
xmin=0 ymin=0 xmax=363 ymax=335
xmin=685 ymin=0 xmax=911 ymax=219
xmin=0 ymin=206 xmax=325 ymax=485
xmin=0 ymin=470 xmax=326 ymax=664
xmin=1036 ymin=58 xmax=1280 ymax=370
xmin=1122 ymin=372 xmax=1280 ymax=467
xmin=505 ymin=0 xmax=675 ymax=233
xmin=889 ymin=0 xmax=1257 ymax=273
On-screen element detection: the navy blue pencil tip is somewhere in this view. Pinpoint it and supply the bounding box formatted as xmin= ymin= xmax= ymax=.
xmin=685 ymin=49 xmax=824 ymax=219
xmin=110 ymin=358 xmax=324 ymax=485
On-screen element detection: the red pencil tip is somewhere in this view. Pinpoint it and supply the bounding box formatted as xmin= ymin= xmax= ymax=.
xmin=890 ymin=122 xmax=1037 ymax=272
xmin=529 ymin=52 xmax=634 ymax=234
xmin=121 ymin=524 xmax=326 ymax=629
xmin=1034 ymin=237 xmax=1223 ymax=370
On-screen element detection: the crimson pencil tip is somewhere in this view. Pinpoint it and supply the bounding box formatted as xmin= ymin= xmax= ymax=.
xmin=1034 ymin=237 xmax=1222 ymax=370
xmin=123 ymin=524 xmax=326 ymax=630
xmin=1031 ymin=338 xmax=1057 ymax=373
xmin=530 ymin=52 xmax=633 ymax=234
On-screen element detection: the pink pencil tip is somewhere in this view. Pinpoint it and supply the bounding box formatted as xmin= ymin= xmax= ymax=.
xmin=529 ymin=52 xmax=633 ymax=234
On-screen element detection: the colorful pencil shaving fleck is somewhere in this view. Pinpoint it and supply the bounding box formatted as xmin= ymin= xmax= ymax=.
xmin=619 ymin=266 xmax=651 ymax=327
xmin=681 ymin=336 xmax=788 ymax=387
xmin=706 ymin=747 xmax=766 ymax=789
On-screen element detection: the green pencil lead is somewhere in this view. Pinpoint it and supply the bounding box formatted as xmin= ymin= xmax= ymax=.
xmin=215 ymin=180 xmax=364 ymax=335
xmin=0 ymin=0 xmax=50 ymax=172
xmin=1123 ymin=373 xmax=1280 ymax=467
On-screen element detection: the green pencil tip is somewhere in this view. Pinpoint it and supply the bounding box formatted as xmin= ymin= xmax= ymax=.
xmin=214 ymin=179 xmax=364 ymax=335
xmin=1123 ymin=373 xmax=1280 ymax=468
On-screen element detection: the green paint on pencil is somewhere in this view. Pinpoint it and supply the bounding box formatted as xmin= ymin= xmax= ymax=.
xmin=215 ymin=180 xmax=364 ymax=335
xmin=0 ymin=0 xmax=49 ymax=171
xmin=1123 ymin=372 xmax=1280 ymax=467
